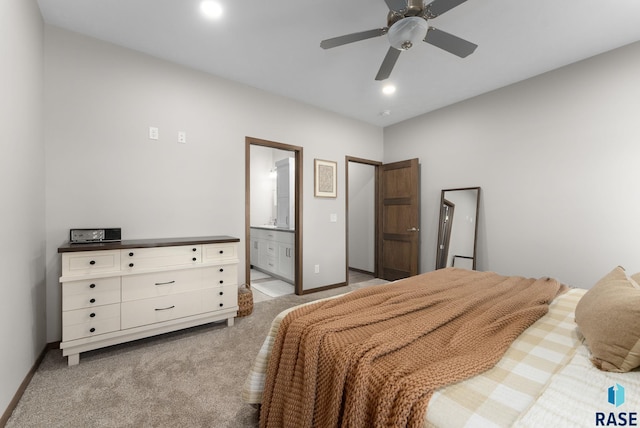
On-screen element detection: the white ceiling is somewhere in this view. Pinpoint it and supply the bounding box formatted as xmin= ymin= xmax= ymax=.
xmin=37 ymin=0 xmax=640 ymax=127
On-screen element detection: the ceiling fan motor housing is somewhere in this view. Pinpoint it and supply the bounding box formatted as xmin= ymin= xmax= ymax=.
xmin=387 ymin=0 xmax=425 ymax=26
xmin=406 ymin=0 xmax=425 ymax=16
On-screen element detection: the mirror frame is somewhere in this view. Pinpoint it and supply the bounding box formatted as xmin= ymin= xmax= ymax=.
xmin=435 ymin=187 xmax=481 ymax=270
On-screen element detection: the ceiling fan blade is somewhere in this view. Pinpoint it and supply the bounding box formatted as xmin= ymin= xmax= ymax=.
xmin=375 ymin=47 xmax=402 ymax=81
xmin=384 ymin=0 xmax=407 ymax=12
xmin=425 ymin=0 xmax=468 ymax=17
xmin=424 ymin=27 xmax=477 ymax=58
xmin=320 ymin=28 xmax=386 ymax=49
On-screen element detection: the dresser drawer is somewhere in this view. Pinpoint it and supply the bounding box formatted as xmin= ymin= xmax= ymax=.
xmin=121 ymin=266 xmax=237 ymax=301
xmin=63 ymin=317 xmax=121 ymax=342
xmin=62 ymin=277 xmax=121 ymax=311
xmin=202 ymin=284 xmax=237 ymax=312
xmin=202 ymin=243 xmax=237 ymax=264
xmin=122 ymin=269 xmax=203 ymax=301
xmin=121 ymin=291 xmax=204 ymax=329
xmin=121 ymin=245 xmax=202 ymax=271
xmin=62 ymin=250 xmax=121 ymax=277
xmin=203 ymin=265 xmax=237 ymax=287
xmin=62 ymin=304 xmax=120 ymax=341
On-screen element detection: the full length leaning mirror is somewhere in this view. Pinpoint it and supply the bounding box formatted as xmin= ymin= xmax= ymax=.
xmin=436 ymin=187 xmax=481 ymax=270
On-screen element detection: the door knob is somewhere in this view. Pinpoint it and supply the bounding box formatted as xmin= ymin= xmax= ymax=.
xmin=407 ymin=227 xmax=420 ymax=232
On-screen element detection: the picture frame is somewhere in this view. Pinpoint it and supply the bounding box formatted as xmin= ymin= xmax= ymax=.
xmin=314 ymin=159 xmax=337 ymax=198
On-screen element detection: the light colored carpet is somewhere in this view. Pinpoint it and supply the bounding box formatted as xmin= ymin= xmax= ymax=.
xmin=250 ymin=286 xmax=272 ymax=304
xmin=251 ymin=280 xmax=294 ymax=298
xmin=6 ymin=278 xmax=388 ymax=428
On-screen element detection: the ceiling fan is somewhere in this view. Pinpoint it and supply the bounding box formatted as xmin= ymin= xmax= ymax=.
xmin=320 ymin=0 xmax=478 ymax=81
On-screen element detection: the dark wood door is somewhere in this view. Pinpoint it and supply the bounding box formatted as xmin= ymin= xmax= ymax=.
xmin=378 ymin=158 xmax=420 ymax=280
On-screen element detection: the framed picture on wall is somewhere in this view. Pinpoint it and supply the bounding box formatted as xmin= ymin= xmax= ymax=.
xmin=314 ymin=159 xmax=337 ymax=198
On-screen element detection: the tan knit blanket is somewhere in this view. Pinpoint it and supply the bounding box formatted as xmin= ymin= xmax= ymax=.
xmin=259 ymin=268 xmax=567 ymax=428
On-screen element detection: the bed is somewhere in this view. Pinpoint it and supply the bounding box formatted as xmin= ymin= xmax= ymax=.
xmin=243 ymin=267 xmax=640 ymax=427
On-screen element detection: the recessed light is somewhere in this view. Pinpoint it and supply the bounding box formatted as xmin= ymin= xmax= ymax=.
xmin=382 ymin=84 xmax=396 ymax=95
xmin=380 ymin=110 xmax=391 ymax=116
xmin=200 ymin=1 xmax=223 ymax=19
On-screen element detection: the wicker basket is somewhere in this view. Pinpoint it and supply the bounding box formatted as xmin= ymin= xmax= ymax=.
xmin=237 ymin=285 xmax=253 ymax=317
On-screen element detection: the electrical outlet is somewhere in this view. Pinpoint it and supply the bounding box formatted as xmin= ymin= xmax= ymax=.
xmin=149 ymin=126 xmax=159 ymax=140
xmin=178 ymin=131 xmax=186 ymax=144
xmin=314 ymin=264 xmax=320 ymax=274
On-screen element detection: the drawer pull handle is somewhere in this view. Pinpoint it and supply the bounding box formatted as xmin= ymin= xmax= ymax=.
xmin=90 ymin=298 xmax=96 ymax=304
xmin=219 ymin=280 xmax=224 ymax=284
xmin=155 ymin=305 xmax=175 ymax=311
xmin=219 ymin=268 xmax=224 ymax=272
xmin=155 ymin=280 xmax=176 ymax=286
xmin=192 ymin=257 xmax=197 ymax=261
xmin=219 ymin=303 xmax=224 ymax=307
xmin=90 ymin=313 xmax=96 ymax=318
xmin=89 ymin=283 xmax=96 ymax=289
xmin=129 ymin=263 xmax=134 ymax=268
xmin=129 ymin=252 xmax=134 ymax=257
xmin=219 ymin=250 xmax=224 ymax=254
xmin=219 ymin=291 xmax=224 ymax=296
xmin=192 ymin=248 xmax=197 ymax=252
xmin=89 ymin=260 xmax=96 ymax=265
xmin=90 ymin=328 xmax=96 ymax=333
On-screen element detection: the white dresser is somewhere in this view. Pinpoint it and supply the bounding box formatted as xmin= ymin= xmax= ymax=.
xmin=58 ymin=236 xmax=240 ymax=366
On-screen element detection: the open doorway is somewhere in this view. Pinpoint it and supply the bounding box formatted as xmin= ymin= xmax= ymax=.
xmin=346 ymin=157 xmax=381 ymax=283
xmin=245 ymin=137 xmax=303 ymax=298
xmin=346 ymin=157 xmax=421 ymax=283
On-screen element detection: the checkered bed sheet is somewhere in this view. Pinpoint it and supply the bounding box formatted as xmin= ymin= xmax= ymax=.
xmin=514 ymin=334 xmax=640 ymax=427
xmin=425 ymin=287 xmax=585 ymax=427
xmin=242 ymin=287 xmax=586 ymax=427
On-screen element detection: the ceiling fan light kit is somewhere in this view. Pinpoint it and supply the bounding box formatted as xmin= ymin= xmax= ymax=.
xmin=320 ymin=0 xmax=478 ymax=81
xmin=388 ymin=17 xmax=429 ymax=50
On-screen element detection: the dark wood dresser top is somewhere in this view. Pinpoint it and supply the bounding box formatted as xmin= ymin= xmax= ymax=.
xmin=58 ymin=235 xmax=240 ymax=253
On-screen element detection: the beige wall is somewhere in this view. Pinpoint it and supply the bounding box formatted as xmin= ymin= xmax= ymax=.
xmin=0 ymin=0 xmax=45 ymax=415
xmin=384 ymin=41 xmax=640 ymax=288
xmin=43 ymin=26 xmax=384 ymax=342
